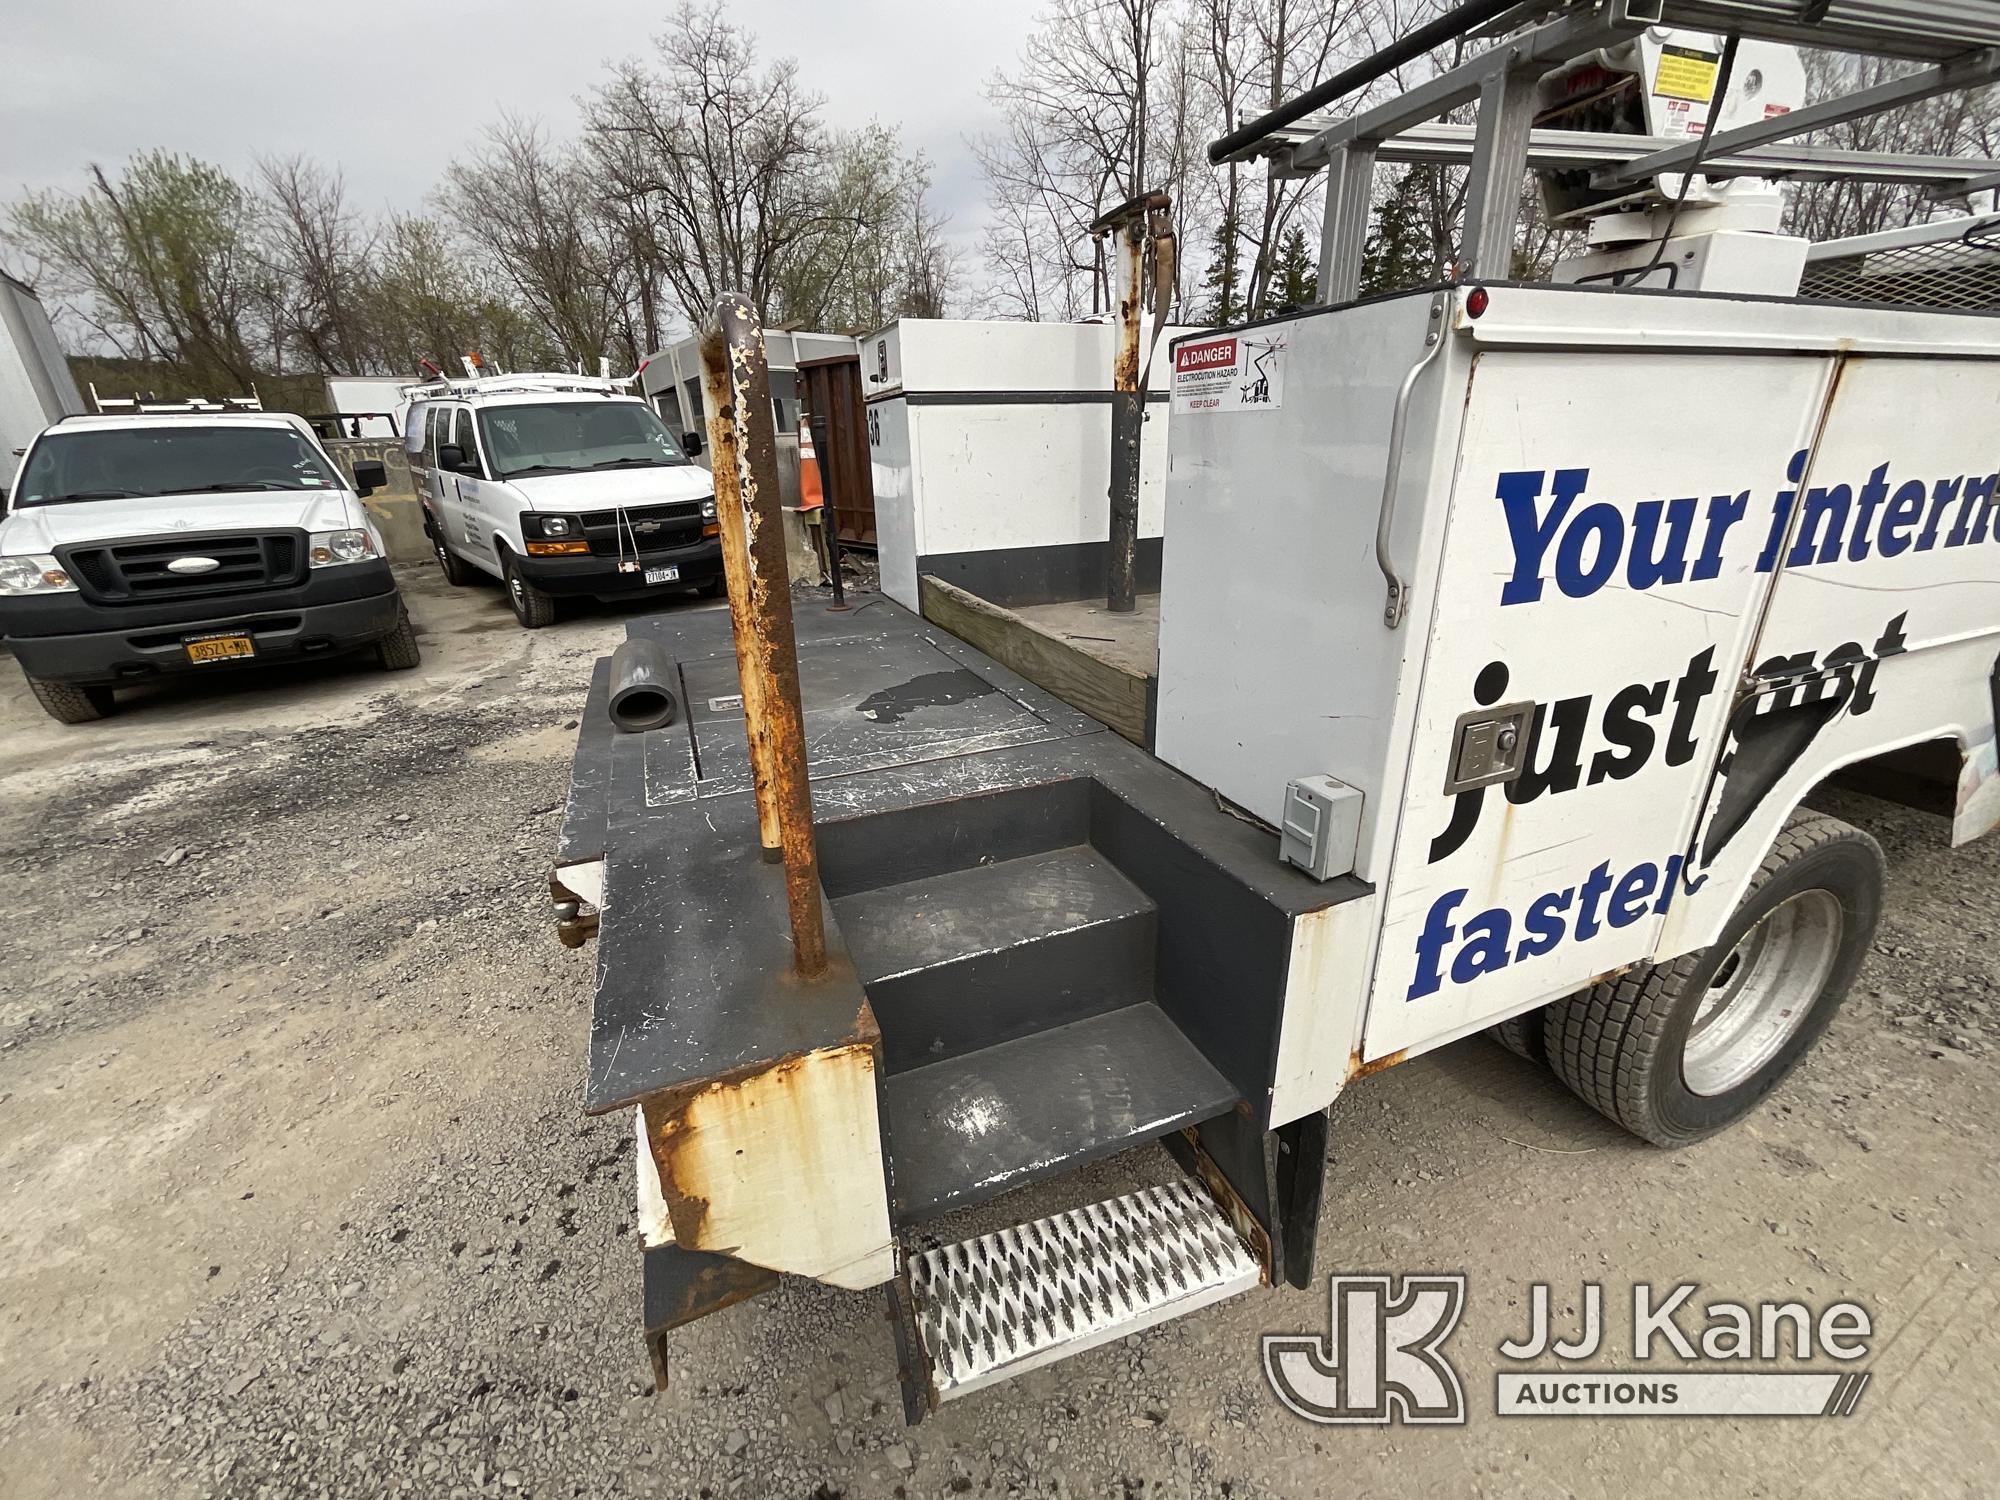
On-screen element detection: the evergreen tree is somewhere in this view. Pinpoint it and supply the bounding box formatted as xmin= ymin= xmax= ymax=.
xmin=1199 ymin=210 xmax=1242 ymax=325
xmin=1268 ymin=225 xmax=1318 ymax=310
xmin=1360 ymin=166 xmax=1445 ymax=296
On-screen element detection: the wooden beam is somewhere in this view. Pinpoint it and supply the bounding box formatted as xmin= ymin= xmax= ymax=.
xmin=920 ymin=576 xmax=1151 ymax=745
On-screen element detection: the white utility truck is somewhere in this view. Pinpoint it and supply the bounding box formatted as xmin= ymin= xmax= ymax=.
xmin=404 ymin=371 xmax=721 ymax=629
xmin=1 ymin=396 xmax=415 ymax=722
xmin=557 ymin=0 xmax=2000 ymax=1418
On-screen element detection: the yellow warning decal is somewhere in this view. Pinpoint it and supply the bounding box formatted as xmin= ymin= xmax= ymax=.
xmin=1655 ymin=44 xmax=1720 ymax=103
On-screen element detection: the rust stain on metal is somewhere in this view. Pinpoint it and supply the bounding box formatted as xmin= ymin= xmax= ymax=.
xmin=699 ymin=327 xmax=782 ymax=858
xmin=708 ymin=293 xmax=828 ymax=979
xmin=642 ymin=1036 xmax=879 ymax=1248
xmin=1347 ymin=1045 xmax=1410 ymax=1080
xmin=1178 ymin=1126 xmax=1273 ymax=1284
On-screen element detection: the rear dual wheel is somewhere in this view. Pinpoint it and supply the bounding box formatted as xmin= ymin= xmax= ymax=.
xmin=1496 ymin=812 xmax=1883 ymax=1147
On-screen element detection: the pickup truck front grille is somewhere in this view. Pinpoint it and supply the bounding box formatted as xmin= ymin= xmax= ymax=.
xmin=61 ymin=533 xmax=305 ymax=603
xmin=578 ymin=502 xmax=706 ymax=557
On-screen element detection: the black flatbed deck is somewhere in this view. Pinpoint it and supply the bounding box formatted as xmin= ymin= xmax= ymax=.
xmin=567 ymin=590 xmax=1369 ymax=1212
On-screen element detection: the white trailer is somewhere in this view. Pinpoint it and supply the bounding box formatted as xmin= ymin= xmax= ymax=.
xmin=321 ymin=376 xmax=409 ymax=439
xmin=557 ymin=0 xmax=2000 ymax=1419
xmin=0 ymin=271 xmax=84 ymax=487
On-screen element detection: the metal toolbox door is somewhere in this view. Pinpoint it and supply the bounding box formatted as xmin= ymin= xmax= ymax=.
xmin=1361 ymin=347 xmax=1836 ymax=1062
xmin=1663 ymin=354 xmax=2000 ymax=960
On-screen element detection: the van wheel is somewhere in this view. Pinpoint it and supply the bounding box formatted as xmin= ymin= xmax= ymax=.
xmin=376 ymin=610 xmax=422 ymax=670
xmin=26 ymin=674 xmax=114 ymax=724
xmin=433 ymin=527 xmax=473 ymax=587
xmin=502 ymin=552 xmax=557 ymax=629
xmin=1545 ymin=812 xmax=1882 ymax=1147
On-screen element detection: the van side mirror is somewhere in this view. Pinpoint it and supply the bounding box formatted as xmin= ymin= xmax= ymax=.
xmin=438 ymin=443 xmax=468 ymax=474
xmin=681 ymin=431 xmax=704 ymax=457
xmin=351 ymin=459 xmax=388 ymax=497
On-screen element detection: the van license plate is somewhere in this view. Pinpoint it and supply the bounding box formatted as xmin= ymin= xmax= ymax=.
xmin=184 ymin=633 xmax=256 ymax=664
xmin=644 ymin=565 xmax=680 ymax=585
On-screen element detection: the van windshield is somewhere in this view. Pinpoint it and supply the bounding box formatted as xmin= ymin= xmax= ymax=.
xmin=478 ymin=402 xmax=687 ymax=480
xmin=13 ymin=425 xmax=343 ymax=505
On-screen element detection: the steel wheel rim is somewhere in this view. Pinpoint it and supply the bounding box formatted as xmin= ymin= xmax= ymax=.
xmin=509 ymin=573 xmax=526 ymax=611
xmin=1682 ymin=889 xmax=1843 ymax=1097
xmin=436 ymin=541 xmax=451 ymax=570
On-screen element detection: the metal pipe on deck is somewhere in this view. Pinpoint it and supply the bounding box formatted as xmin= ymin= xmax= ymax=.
xmin=708 ymin=293 xmax=829 ymax=980
xmin=807 ymin=408 xmax=849 ymax=611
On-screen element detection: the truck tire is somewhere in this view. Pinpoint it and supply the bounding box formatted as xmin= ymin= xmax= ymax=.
xmin=502 ymin=551 xmax=557 ymax=629
xmin=26 ymin=674 xmax=114 ymax=724
xmin=1487 ymin=1010 xmax=1544 ymax=1064
xmin=1545 ymin=811 xmax=1883 ymax=1147
xmin=376 ymin=609 xmax=422 ymax=670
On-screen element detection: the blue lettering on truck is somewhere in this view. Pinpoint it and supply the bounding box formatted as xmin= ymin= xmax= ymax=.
xmin=1496 ymin=451 xmax=2000 ymax=605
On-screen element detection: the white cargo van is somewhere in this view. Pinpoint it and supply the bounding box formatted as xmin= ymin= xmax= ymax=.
xmin=404 ymin=373 xmax=721 ymax=628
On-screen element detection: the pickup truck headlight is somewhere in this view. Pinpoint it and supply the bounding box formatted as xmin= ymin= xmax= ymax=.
xmin=0 ymin=554 xmax=78 ymax=594
xmin=308 ymin=529 xmax=377 ymax=567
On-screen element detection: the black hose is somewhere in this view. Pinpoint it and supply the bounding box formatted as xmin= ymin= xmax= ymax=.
xmin=607 ymin=638 xmax=681 ymax=733
xmin=1208 ymin=0 xmax=1527 ymax=165
xmin=1618 ymin=33 xmax=1744 ymax=291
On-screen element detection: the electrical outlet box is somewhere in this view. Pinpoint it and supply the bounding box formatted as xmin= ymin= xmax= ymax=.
xmin=1278 ymin=775 xmax=1364 ymax=882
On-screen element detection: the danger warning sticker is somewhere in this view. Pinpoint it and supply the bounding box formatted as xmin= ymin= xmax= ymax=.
xmin=1654 ymin=44 xmax=1720 ymax=104
xmin=1170 ymin=332 xmax=1286 ymax=414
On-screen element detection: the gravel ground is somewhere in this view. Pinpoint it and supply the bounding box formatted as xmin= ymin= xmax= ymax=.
xmin=3 ymin=563 xmax=1997 ymax=1499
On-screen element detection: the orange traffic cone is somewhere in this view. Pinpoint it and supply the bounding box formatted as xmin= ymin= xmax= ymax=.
xmin=798 ymin=417 xmax=825 ymax=513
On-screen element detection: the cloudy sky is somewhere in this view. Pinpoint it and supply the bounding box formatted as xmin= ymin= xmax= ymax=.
xmin=0 ymin=0 xmax=1037 ymax=254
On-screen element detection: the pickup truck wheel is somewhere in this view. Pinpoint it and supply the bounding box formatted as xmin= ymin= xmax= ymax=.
xmin=26 ymin=674 xmax=114 ymax=724
xmin=698 ymin=576 xmax=726 ymax=599
xmin=502 ymin=552 xmax=558 ymax=629
xmin=433 ymin=528 xmax=472 ymax=587
xmin=1545 ymin=812 xmax=1882 ymax=1147
xmin=376 ymin=610 xmax=422 ymax=670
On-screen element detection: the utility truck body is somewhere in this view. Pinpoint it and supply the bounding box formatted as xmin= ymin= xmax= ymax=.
xmin=556 ymin=0 xmax=2000 ymax=1421
xmin=1158 ymin=281 xmax=2000 ymax=1097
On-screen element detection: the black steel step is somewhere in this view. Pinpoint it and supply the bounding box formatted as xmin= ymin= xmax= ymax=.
xmin=882 ymin=1003 xmax=1238 ymax=1225
xmin=834 ymin=845 xmax=1157 ymax=1072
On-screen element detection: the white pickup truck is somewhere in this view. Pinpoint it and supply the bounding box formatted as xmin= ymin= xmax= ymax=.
xmin=0 ymin=407 xmax=418 ymax=722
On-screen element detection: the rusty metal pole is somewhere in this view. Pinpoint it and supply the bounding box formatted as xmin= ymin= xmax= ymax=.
xmin=711 ymin=293 xmax=827 ymax=980
xmin=1106 ymin=216 xmax=1144 ymax=614
xmin=699 ymin=329 xmax=781 ymax=860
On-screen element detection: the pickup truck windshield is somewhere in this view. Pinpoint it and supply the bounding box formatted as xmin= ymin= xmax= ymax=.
xmin=13 ymin=425 xmax=343 ymax=506
xmin=478 ymin=402 xmax=687 ymax=480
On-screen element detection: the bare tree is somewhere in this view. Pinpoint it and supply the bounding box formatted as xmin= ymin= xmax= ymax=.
xmin=257 ymin=156 xmax=376 ymax=375
xmin=441 ymin=117 xmax=627 ymax=368
xmin=1788 ymin=52 xmax=1999 ymax=241
xmin=975 ymin=0 xmax=1169 ymax=319
xmin=588 ymin=3 xmax=841 ymax=326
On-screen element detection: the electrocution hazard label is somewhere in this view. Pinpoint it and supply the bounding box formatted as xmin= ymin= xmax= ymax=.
xmin=1171 ymin=333 xmax=1286 ymax=414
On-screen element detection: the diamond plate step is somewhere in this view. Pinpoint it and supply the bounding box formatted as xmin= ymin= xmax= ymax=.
xmin=906 ymin=1181 xmax=1262 ymax=1405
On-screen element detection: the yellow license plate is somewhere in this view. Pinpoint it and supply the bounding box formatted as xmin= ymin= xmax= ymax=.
xmin=184 ymin=634 xmax=256 ymax=664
